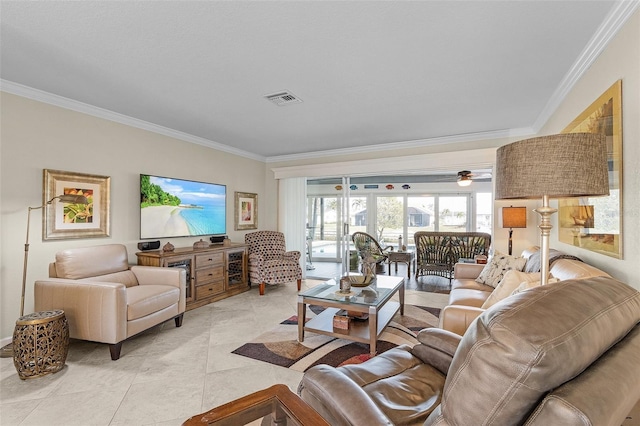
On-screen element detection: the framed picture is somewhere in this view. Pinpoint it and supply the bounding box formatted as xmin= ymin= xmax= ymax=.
xmin=43 ymin=169 xmax=111 ymax=240
xmin=234 ymin=191 xmax=258 ymax=230
xmin=558 ymin=80 xmax=622 ymax=259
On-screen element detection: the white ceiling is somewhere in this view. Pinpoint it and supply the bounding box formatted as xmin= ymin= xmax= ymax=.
xmin=0 ymin=1 xmax=635 ymax=161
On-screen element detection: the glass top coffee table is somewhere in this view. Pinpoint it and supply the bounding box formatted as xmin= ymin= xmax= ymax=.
xmin=297 ymin=275 xmax=405 ymax=357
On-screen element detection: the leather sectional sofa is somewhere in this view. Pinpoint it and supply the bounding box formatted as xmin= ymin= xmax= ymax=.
xmin=299 ymin=276 xmax=640 ymax=425
xmin=439 ymin=246 xmax=610 ymax=335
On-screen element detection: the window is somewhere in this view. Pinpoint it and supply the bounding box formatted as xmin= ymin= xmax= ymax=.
xmin=476 ymin=192 xmax=492 ymax=233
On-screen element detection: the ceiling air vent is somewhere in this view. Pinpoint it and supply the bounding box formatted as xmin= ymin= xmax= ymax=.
xmin=264 ymin=91 xmax=303 ymax=106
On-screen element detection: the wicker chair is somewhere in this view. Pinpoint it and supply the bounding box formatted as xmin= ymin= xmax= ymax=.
xmin=351 ymin=232 xmax=393 ymax=274
xmin=245 ymin=231 xmax=302 ymax=295
xmin=414 ymin=231 xmax=491 ymax=284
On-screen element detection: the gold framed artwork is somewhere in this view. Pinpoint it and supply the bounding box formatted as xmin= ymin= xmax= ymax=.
xmin=234 ymin=191 xmax=258 ymax=230
xmin=558 ymin=80 xmax=622 ymax=258
xmin=43 ymin=169 xmax=111 ymax=240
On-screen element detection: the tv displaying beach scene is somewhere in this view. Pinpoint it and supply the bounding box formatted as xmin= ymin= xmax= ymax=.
xmin=140 ymin=174 xmax=226 ymax=239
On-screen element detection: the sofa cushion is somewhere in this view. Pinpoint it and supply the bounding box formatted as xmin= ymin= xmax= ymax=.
xmin=475 ymin=251 xmax=526 ymax=287
xmin=88 ymin=270 xmax=139 ymax=288
xmin=338 ymin=345 xmax=446 ymax=425
xmin=126 ymin=285 xmax=180 ymax=320
xmin=439 ymin=277 xmax=640 ymax=426
xmin=550 ymin=258 xmax=610 ymax=280
xmin=524 ymin=248 xmax=583 ymax=273
xmin=527 ymin=325 xmax=640 ymax=426
xmin=55 ymin=244 xmax=129 ymax=279
xmin=481 ymin=270 xmax=541 ymax=309
xmin=451 ymin=278 xmax=494 ymax=292
xmin=510 ymin=279 xmax=549 ymax=296
xmin=448 ymin=288 xmax=492 ymax=308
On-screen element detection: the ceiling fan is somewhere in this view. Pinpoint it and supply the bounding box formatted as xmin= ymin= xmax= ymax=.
xmin=456 ymin=170 xmax=492 ymax=186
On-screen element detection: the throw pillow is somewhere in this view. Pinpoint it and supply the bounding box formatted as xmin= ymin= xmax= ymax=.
xmin=510 ymin=277 xmax=559 ymax=296
xmin=475 ymin=251 xmax=527 ymax=288
xmin=481 ymin=270 xmax=540 ymax=309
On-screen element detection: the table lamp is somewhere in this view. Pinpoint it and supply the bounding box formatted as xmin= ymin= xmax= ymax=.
xmin=495 ymin=133 xmax=608 ymax=285
xmin=502 ymin=206 xmax=527 ymax=255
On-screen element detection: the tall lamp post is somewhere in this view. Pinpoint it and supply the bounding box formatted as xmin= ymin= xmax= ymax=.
xmin=0 ymin=194 xmax=88 ymax=358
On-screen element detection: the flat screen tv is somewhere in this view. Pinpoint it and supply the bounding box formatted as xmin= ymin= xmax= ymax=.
xmin=140 ymin=174 xmax=226 ymax=239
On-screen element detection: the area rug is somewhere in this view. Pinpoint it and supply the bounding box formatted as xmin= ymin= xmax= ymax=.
xmin=232 ymin=303 xmax=441 ymax=372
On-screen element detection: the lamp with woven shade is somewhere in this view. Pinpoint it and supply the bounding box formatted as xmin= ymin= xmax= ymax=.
xmin=495 ymin=133 xmax=609 ymax=285
xmin=502 ymin=206 xmax=527 ymax=255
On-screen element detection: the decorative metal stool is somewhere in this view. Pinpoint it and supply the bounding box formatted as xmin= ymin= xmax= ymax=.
xmin=13 ymin=310 xmax=69 ymax=380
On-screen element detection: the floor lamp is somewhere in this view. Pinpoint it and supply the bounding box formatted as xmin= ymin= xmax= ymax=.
xmin=0 ymin=194 xmax=88 ymax=358
xmin=495 ymin=133 xmax=609 ymax=285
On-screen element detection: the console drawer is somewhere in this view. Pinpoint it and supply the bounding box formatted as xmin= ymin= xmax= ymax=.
xmin=196 ymin=281 xmax=224 ymax=299
xmin=196 ymin=266 xmax=224 ymax=283
xmin=195 ymin=252 xmax=223 ymax=268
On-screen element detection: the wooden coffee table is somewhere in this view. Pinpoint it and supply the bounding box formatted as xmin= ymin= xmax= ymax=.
xmin=297 ymin=275 xmax=404 ymax=357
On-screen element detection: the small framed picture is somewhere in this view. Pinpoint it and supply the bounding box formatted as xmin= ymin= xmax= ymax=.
xmin=234 ymin=191 xmax=257 ymax=230
xmin=43 ymin=169 xmax=111 ymax=240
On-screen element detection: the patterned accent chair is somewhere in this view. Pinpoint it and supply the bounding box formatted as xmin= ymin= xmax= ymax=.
xmin=245 ymin=231 xmax=302 ymax=296
xmin=351 ymin=232 xmax=393 ymax=274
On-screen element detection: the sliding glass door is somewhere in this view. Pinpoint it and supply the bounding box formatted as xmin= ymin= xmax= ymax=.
xmin=306 ymin=178 xmax=352 ymax=263
xmin=407 ymin=196 xmax=435 ymax=248
xmin=307 ymin=196 xmax=341 ymax=262
xmin=375 ymin=196 xmax=404 ymax=246
xmin=307 ymin=180 xmax=486 ymax=269
xmin=438 ymin=195 xmax=469 ymax=232
xmin=379 ymin=194 xmax=471 ymax=251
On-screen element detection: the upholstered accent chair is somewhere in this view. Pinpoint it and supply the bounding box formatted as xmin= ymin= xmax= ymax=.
xmin=34 ymin=244 xmax=186 ymax=360
xmin=351 ymin=231 xmax=393 ymax=273
xmin=245 ymin=231 xmax=302 ymax=295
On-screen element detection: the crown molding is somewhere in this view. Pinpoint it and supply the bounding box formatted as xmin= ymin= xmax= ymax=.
xmin=0 ymin=80 xmax=266 ymax=162
xmin=1 ymin=77 xmax=533 ymax=164
xmin=532 ymin=0 xmax=640 ymax=132
xmin=271 ymin=148 xmax=498 ymax=180
xmin=4 ymin=0 xmax=635 ymax=165
xmin=265 ymin=127 xmax=534 ymax=163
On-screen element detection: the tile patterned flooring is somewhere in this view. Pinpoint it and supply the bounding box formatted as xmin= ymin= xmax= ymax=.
xmin=0 ymin=277 xmax=449 ymax=426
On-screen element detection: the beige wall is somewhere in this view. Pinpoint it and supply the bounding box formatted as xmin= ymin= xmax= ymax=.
xmin=0 ymin=93 xmax=271 ymax=340
xmin=540 ymin=9 xmax=639 ymax=287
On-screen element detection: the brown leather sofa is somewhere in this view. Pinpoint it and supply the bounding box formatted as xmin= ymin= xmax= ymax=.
xmin=34 ymin=244 xmax=186 ymax=360
xmin=440 ymin=246 xmax=611 ymax=335
xmin=298 ymin=276 xmax=640 ymax=425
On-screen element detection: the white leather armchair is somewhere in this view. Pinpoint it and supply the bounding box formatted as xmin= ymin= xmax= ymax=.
xmin=35 ymin=244 xmax=186 ymax=360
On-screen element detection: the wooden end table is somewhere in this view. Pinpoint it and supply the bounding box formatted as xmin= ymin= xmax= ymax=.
xmin=387 ymin=251 xmax=415 ymax=278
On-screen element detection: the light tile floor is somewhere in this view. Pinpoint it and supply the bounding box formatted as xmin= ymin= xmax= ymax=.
xmin=0 ymin=279 xmax=449 ymax=426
